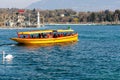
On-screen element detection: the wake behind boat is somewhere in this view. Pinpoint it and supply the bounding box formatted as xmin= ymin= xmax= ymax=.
xmin=10 ymin=28 xmax=78 ymax=44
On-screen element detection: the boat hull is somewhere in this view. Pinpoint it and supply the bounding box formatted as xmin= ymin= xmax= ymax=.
xmin=10 ymin=34 xmax=78 ymax=44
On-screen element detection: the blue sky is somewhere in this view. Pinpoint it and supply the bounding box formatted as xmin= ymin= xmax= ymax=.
xmin=0 ymin=0 xmax=120 ymax=11
xmin=0 ymin=0 xmax=39 ymax=8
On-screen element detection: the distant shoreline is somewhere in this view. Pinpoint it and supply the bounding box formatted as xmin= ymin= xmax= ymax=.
xmin=45 ymin=23 xmax=100 ymax=26
xmin=0 ymin=23 xmax=120 ymax=29
xmin=45 ymin=23 xmax=120 ymax=26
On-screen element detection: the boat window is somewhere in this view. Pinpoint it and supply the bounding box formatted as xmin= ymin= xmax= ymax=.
xmin=30 ymin=34 xmax=38 ymax=38
xmin=19 ymin=32 xmax=76 ymax=39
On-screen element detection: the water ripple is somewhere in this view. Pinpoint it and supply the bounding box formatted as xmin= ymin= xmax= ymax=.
xmin=0 ymin=25 xmax=120 ymax=79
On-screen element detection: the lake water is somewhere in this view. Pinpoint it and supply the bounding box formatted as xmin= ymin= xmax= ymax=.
xmin=0 ymin=25 xmax=120 ymax=80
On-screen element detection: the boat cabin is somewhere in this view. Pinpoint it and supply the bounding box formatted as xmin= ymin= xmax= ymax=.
xmin=17 ymin=29 xmax=77 ymax=39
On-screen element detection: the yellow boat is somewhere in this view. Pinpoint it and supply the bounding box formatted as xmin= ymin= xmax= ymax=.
xmin=10 ymin=29 xmax=78 ymax=44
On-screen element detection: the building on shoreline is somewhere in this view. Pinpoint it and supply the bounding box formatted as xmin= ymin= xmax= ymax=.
xmin=0 ymin=8 xmax=120 ymax=28
xmin=0 ymin=9 xmax=45 ymax=28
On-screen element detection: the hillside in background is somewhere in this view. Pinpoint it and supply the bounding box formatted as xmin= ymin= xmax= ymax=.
xmin=27 ymin=0 xmax=81 ymax=11
xmin=27 ymin=0 xmax=120 ymax=11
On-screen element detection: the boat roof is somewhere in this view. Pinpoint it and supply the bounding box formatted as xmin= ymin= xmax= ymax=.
xmin=18 ymin=29 xmax=74 ymax=34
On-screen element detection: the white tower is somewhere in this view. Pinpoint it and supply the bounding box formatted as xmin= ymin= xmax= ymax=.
xmin=37 ymin=12 xmax=40 ymax=27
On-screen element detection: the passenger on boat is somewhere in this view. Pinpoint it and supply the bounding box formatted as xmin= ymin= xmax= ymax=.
xmin=60 ymin=33 xmax=64 ymax=37
xmin=23 ymin=35 xmax=26 ymax=38
xmin=49 ymin=32 xmax=53 ymax=38
xmin=46 ymin=33 xmax=50 ymax=38
xmin=53 ymin=33 xmax=58 ymax=38
xmin=31 ymin=35 xmax=34 ymax=38
xmin=38 ymin=33 xmax=42 ymax=38
xmin=41 ymin=33 xmax=44 ymax=38
xmin=28 ymin=32 xmax=77 ymax=39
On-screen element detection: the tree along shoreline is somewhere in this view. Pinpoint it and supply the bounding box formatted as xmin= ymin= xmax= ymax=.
xmin=0 ymin=8 xmax=120 ymax=27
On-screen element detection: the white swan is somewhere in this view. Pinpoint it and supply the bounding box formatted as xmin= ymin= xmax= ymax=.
xmin=2 ymin=51 xmax=13 ymax=61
